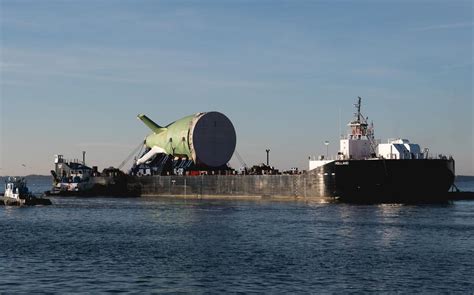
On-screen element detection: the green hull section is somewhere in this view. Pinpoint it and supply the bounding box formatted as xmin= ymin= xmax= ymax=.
xmin=138 ymin=112 xmax=236 ymax=167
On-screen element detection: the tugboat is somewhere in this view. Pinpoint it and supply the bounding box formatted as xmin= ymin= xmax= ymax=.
xmin=46 ymin=153 xmax=133 ymax=196
xmin=1 ymin=177 xmax=52 ymax=206
xmin=48 ymin=154 xmax=96 ymax=195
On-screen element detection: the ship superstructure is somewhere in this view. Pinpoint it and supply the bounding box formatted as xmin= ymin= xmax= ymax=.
xmin=48 ymin=153 xmax=130 ymax=196
xmin=51 ymin=154 xmax=95 ymax=193
xmin=339 ymin=96 xmax=377 ymax=160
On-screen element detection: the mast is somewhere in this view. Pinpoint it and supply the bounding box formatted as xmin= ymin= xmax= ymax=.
xmin=355 ymin=96 xmax=361 ymax=122
xmin=348 ymin=97 xmax=377 ymax=154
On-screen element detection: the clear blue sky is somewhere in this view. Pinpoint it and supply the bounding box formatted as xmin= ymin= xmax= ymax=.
xmin=1 ymin=0 xmax=472 ymax=176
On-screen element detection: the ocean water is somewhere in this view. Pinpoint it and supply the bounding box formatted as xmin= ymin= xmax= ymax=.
xmin=0 ymin=176 xmax=473 ymax=293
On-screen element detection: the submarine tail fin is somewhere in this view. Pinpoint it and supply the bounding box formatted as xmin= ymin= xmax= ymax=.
xmin=137 ymin=114 xmax=166 ymax=134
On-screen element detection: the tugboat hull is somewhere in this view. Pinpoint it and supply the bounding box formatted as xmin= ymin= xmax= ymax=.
xmin=1 ymin=195 xmax=52 ymax=206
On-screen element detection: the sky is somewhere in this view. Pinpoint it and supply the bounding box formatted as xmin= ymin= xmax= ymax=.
xmin=0 ymin=0 xmax=472 ymax=176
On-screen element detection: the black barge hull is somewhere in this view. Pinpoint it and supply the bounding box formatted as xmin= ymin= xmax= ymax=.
xmin=126 ymin=158 xmax=455 ymax=203
xmin=327 ymin=158 xmax=455 ymax=203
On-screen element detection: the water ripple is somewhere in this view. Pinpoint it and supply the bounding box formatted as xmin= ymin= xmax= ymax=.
xmin=1 ymin=195 xmax=473 ymax=292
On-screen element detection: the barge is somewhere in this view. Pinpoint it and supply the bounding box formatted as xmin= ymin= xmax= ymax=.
xmin=49 ymin=98 xmax=456 ymax=203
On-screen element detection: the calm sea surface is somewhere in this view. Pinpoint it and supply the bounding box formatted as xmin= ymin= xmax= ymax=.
xmin=1 ymin=177 xmax=473 ymax=293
